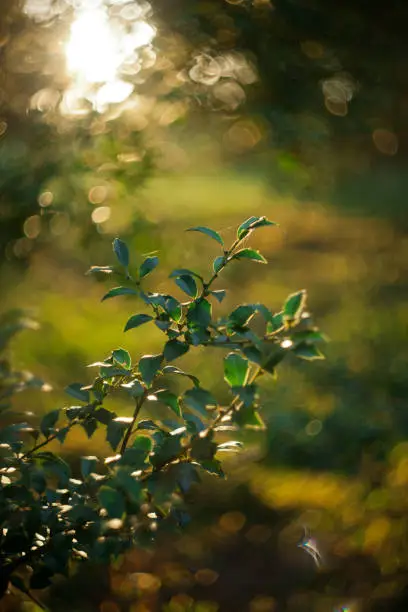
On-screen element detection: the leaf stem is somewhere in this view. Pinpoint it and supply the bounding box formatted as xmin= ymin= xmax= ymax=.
xmin=120 ymin=391 xmax=148 ymax=454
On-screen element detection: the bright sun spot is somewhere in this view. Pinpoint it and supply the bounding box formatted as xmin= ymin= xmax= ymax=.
xmin=65 ymin=1 xmax=155 ymax=108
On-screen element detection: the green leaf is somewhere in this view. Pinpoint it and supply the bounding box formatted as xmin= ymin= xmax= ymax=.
xmin=106 ymin=419 xmax=128 ymax=451
xmin=224 ymin=352 xmax=249 ymax=387
xmin=187 ymin=226 xmax=224 ymax=246
xmin=150 ymin=433 xmax=183 ymax=469
xmin=231 ymin=384 xmax=256 ymax=407
xmin=266 ymin=311 xmax=284 ymax=333
xmin=98 ymin=486 xmax=125 ymax=519
xmin=233 ymin=249 xmax=267 ymax=264
xmin=119 ymin=436 xmax=152 ymax=468
xmin=234 ymin=406 xmax=265 ymax=430
xmin=40 ymin=409 xmax=60 ymax=437
xmin=211 ymin=289 xmax=226 ymax=303
xmin=175 ymin=274 xmax=198 ymax=298
xmin=198 ymin=459 xmax=225 ymax=478
xmin=292 ymin=342 xmax=324 ymax=360
xmin=81 ymin=456 xmax=98 ymax=479
xmin=169 ymin=268 xmax=203 ymax=281
xmin=155 ymin=389 xmax=182 ymax=417
xmin=242 ymin=346 xmax=263 ymax=365
xmin=115 ymin=468 xmax=143 ymax=503
xmin=112 ymin=348 xmax=132 ymax=369
xmin=139 ymin=256 xmax=159 ymax=279
xmin=55 ymin=426 xmax=70 ymax=443
xmin=184 ymin=388 xmax=217 ymax=416
xmin=187 ymin=299 xmax=211 ymax=328
xmin=228 ymin=304 xmax=256 ymax=329
xmin=237 ymin=216 xmax=277 ymax=240
xmin=262 ymin=347 xmax=286 ymax=373
xmin=124 ymin=313 xmax=153 ymax=332
xmin=65 ymin=383 xmax=89 ymax=403
xmin=191 ymin=436 xmax=217 ymax=461
xmin=121 ymin=379 xmax=145 ymax=398
xmin=283 ymin=290 xmax=306 ymax=322
xmin=162 ymin=365 xmax=200 ymax=386
xmin=82 ymin=418 xmax=98 ymax=439
xmin=164 ymin=296 xmax=182 ymax=322
xmin=113 ymin=238 xmax=129 ymax=268
xmin=139 ymin=354 xmax=163 ymax=386
xmin=164 ymin=339 xmax=189 ymax=362
xmin=213 ymin=256 xmax=225 ymax=274
xmin=102 ymin=286 xmax=139 ymax=302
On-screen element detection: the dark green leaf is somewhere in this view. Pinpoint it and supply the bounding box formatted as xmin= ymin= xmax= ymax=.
xmin=283 ymin=290 xmax=306 ymax=322
xmin=115 ymin=468 xmax=143 ymax=503
xmin=164 ymin=296 xmax=182 ymax=322
xmin=187 ymin=226 xmax=224 ymax=246
xmin=190 ymin=436 xmax=216 ymax=461
xmin=234 ymin=406 xmax=265 ymax=430
xmin=81 ymin=456 xmax=98 ymax=479
xmin=139 ymin=354 xmax=163 ymax=386
xmin=242 ymin=345 xmax=263 ymax=365
xmin=55 ymin=426 xmax=70 ymax=443
xmin=121 ymin=379 xmax=145 ymax=398
xmin=94 ymin=407 xmax=114 ymax=424
xmin=65 ymin=383 xmax=89 ymax=403
xmin=101 ymin=286 xmax=138 ymax=302
xmin=164 ymin=339 xmax=189 ymax=362
xmin=113 ymin=238 xmax=129 ymax=268
xmin=266 ymin=311 xmax=284 ymax=333
xmin=175 ymin=274 xmax=197 ymax=298
xmin=155 ymin=390 xmax=182 ymax=417
xmin=187 ymin=299 xmax=211 ymax=328
xmin=224 ymin=352 xmax=249 ymax=387
xmin=40 ymin=409 xmax=60 ymax=437
xmin=175 ymin=463 xmax=201 ymax=493
xmin=233 ymin=249 xmax=267 ymax=264
xmin=124 ymin=313 xmax=153 ymax=332
xmin=82 ymin=418 xmax=98 ymax=439
xmin=231 ymin=384 xmax=257 ymax=407
xmin=98 ymin=486 xmax=125 ymax=519
xmin=184 ymin=388 xmax=217 ymax=416
xmin=162 ymin=365 xmax=200 ymax=386
xmin=197 ymin=459 xmax=225 ymax=478
xmin=292 ymin=342 xmax=324 ymax=360
xmin=213 ymin=256 xmax=225 ymax=274
xmin=237 ymin=216 xmax=277 ymax=240
xmin=150 ymin=433 xmax=183 ymax=469
xmin=211 ymin=289 xmax=226 ymax=303
xmin=112 ymin=348 xmax=131 ymax=369
xmin=106 ymin=419 xmax=128 ymax=451
xmin=227 ymin=304 xmax=256 ymax=329
xmin=169 ymin=268 xmax=203 ymax=281
xmin=119 ymin=436 xmax=151 ymax=468
xmin=30 ymin=469 xmax=47 ymax=494
xmin=139 ymin=256 xmax=159 ymax=279
xmin=262 ymin=347 xmax=286 ymax=373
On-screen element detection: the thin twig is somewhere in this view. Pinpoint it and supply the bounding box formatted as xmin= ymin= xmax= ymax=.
xmin=120 ymin=391 xmax=148 ymax=454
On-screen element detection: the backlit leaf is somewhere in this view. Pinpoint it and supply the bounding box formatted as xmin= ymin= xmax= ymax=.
xmin=187 ymin=226 xmax=224 ymax=246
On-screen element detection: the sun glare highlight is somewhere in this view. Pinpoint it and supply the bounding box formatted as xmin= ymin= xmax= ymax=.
xmin=64 ymin=1 xmax=155 ymax=110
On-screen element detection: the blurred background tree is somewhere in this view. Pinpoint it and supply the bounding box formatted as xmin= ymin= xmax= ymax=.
xmin=1 ymin=0 xmax=408 ymax=610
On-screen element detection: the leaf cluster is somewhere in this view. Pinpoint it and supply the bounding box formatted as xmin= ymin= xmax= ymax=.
xmin=0 ymin=217 xmax=325 ymax=607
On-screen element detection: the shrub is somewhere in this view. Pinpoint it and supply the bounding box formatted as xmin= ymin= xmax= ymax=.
xmin=0 ymin=217 xmax=324 ymax=608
